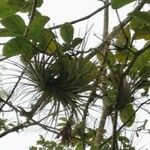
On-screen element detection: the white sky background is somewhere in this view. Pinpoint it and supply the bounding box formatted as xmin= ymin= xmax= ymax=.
xmin=0 ymin=0 xmax=150 ymax=149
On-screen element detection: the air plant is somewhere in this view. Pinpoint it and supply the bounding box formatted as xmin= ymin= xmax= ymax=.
xmin=16 ymin=49 xmax=98 ymax=121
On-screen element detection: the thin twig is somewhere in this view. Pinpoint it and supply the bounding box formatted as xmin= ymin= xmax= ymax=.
xmin=0 ymin=71 xmax=24 ymax=112
xmin=50 ymin=3 xmax=110 ymax=30
xmin=0 ymin=97 xmax=59 ymax=137
xmin=0 ymin=122 xmax=34 ymax=138
xmin=0 ymin=57 xmax=7 ymax=62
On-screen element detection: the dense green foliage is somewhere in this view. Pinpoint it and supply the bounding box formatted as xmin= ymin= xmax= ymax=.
xmin=0 ymin=0 xmax=150 ymax=149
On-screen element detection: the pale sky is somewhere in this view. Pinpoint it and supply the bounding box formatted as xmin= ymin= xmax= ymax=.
xmin=0 ymin=0 xmax=150 ymax=150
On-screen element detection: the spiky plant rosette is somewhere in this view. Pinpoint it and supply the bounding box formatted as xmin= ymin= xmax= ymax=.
xmin=21 ymin=52 xmax=97 ymax=118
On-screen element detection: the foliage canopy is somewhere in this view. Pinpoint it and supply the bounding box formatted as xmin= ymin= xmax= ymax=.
xmin=0 ymin=0 xmax=150 ymax=149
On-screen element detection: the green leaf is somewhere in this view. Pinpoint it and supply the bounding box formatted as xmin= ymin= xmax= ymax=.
xmin=135 ymin=26 xmax=150 ymax=40
xmin=0 ymin=0 xmax=19 ymax=18
xmin=130 ymin=48 xmax=150 ymax=79
xmin=61 ymin=43 xmax=70 ymax=52
xmin=36 ymin=0 xmax=43 ymax=7
xmin=141 ymin=85 xmax=150 ymax=96
xmin=7 ymin=0 xmax=25 ymax=8
xmin=36 ymin=140 xmax=44 ymax=145
xmin=59 ymin=117 xmax=68 ymax=122
xmin=37 ymin=28 xmax=56 ymax=50
xmin=9 ymin=0 xmax=44 ymax=13
xmin=29 ymin=146 xmax=37 ymax=150
xmin=60 ymin=22 xmax=74 ymax=45
xmin=146 ymin=0 xmax=150 ymax=3
xmin=118 ymin=136 xmax=130 ymax=143
xmin=106 ymin=89 xmax=117 ymax=105
xmin=111 ymin=0 xmax=135 ymax=9
xmin=115 ymin=25 xmax=131 ymax=47
xmin=108 ymin=51 xmax=116 ymax=65
xmin=25 ymin=0 xmax=43 ymax=8
xmin=71 ymin=38 xmax=82 ymax=48
xmin=0 ymin=29 xmax=15 ymax=37
xmin=134 ymin=49 xmax=150 ymax=71
xmin=75 ymin=143 xmax=83 ymax=150
xmin=58 ymin=122 xmax=66 ymax=127
xmin=28 ymin=13 xmax=50 ymax=41
xmin=130 ymin=19 xmax=143 ymax=31
xmin=91 ymin=144 xmax=97 ymax=150
xmin=3 ymin=36 xmax=34 ymax=57
xmin=119 ymin=104 xmax=135 ymax=127
xmin=46 ymin=40 xmax=59 ymax=54
xmin=129 ymin=11 xmax=150 ymax=27
xmin=116 ymin=49 xmax=130 ymax=63
xmin=1 ymin=15 xmax=26 ymax=35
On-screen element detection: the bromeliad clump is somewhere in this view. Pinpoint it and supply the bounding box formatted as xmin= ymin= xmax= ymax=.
xmin=21 ymin=53 xmax=97 ymax=118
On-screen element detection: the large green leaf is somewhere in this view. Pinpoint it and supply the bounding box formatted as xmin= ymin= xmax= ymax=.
xmin=130 ymin=48 xmax=150 ymax=79
xmin=0 ymin=29 xmax=16 ymax=37
xmin=115 ymin=25 xmax=131 ymax=47
xmin=0 ymin=0 xmax=19 ymax=18
xmin=7 ymin=0 xmax=25 ymax=7
xmin=111 ymin=0 xmax=135 ymax=9
xmin=60 ymin=23 xmax=74 ymax=45
xmin=146 ymin=0 xmax=150 ymax=3
xmin=129 ymin=11 xmax=150 ymax=27
xmin=119 ymin=104 xmax=135 ymax=127
xmin=135 ymin=26 xmax=150 ymax=40
xmin=1 ymin=15 xmax=26 ymax=35
xmin=6 ymin=0 xmax=29 ymax=13
xmin=25 ymin=0 xmax=43 ymax=8
xmin=46 ymin=39 xmax=60 ymax=54
xmin=28 ymin=13 xmax=50 ymax=41
xmin=130 ymin=19 xmax=143 ymax=31
xmin=7 ymin=0 xmax=43 ymax=13
xmin=32 ymin=28 xmax=56 ymax=51
xmin=71 ymin=37 xmax=82 ymax=48
xmin=115 ymin=25 xmax=132 ymax=63
xmin=3 ymin=36 xmax=34 ymax=57
xmin=134 ymin=49 xmax=150 ymax=71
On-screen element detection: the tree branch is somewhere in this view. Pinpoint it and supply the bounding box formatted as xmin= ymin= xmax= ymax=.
xmin=0 ymin=122 xmax=34 ymax=138
xmin=50 ymin=3 xmax=110 ymax=30
xmin=0 ymin=97 xmax=59 ymax=137
xmin=94 ymin=0 xmax=112 ymax=149
xmin=0 ymin=71 xmax=24 ymax=112
xmin=0 ymin=57 xmax=7 ymax=62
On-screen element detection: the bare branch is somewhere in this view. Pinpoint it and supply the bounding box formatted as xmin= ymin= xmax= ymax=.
xmin=0 ymin=57 xmax=7 ymax=62
xmin=0 ymin=122 xmax=34 ymax=138
xmin=50 ymin=3 xmax=110 ymax=30
xmin=0 ymin=71 xmax=24 ymax=112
